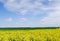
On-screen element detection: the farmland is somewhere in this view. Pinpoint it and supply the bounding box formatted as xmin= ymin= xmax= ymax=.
xmin=0 ymin=27 xmax=59 ymax=41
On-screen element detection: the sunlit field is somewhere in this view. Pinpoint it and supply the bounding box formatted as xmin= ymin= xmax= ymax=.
xmin=0 ymin=27 xmax=59 ymax=41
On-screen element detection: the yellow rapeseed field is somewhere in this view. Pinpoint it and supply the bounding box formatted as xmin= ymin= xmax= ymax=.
xmin=0 ymin=28 xmax=60 ymax=41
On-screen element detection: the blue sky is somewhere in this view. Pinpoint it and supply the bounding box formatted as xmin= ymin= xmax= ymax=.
xmin=0 ymin=0 xmax=60 ymax=27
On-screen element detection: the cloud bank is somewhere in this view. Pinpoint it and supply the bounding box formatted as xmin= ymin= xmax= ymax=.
xmin=0 ymin=0 xmax=60 ymax=27
xmin=39 ymin=0 xmax=60 ymax=27
xmin=0 ymin=0 xmax=53 ymax=15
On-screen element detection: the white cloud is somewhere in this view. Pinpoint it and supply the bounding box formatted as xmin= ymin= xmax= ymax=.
xmin=19 ymin=18 xmax=27 ymax=22
xmin=39 ymin=0 xmax=60 ymax=27
xmin=0 ymin=0 xmax=53 ymax=15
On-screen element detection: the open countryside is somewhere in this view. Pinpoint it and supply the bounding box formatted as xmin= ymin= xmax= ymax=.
xmin=0 ymin=27 xmax=59 ymax=41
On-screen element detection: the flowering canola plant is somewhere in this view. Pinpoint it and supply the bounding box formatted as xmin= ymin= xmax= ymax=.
xmin=0 ymin=28 xmax=60 ymax=41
